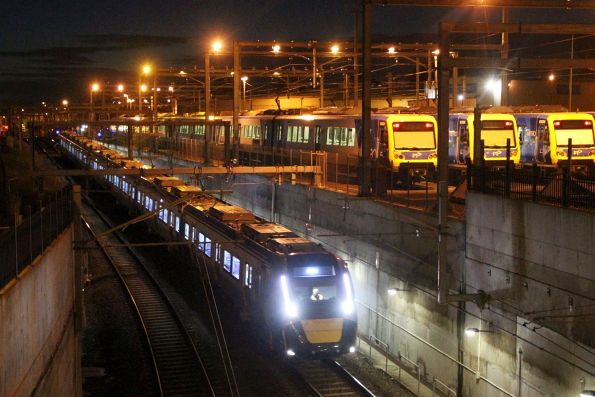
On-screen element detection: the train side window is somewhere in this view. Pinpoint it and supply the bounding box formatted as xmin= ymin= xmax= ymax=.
xmin=204 ymin=237 xmax=212 ymax=257
xmin=223 ymin=251 xmax=232 ymax=272
xmin=326 ymin=127 xmax=334 ymax=145
xmin=255 ymin=126 xmax=261 ymax=139
xmin=184 ymin=224 xmax=190 ymax=240
xmin=232 ymin=257 xmax=241 ymax=279
xmin=333 ymin=127 xmax=341 ymax=145
xmin=303 ymin=126 xmax=310 ymax=143
xmin=197 ymin=232 xmax=205 ymax=252
xmin=244 ymin=264 xmax=253 ymax=288
xmin=340 ymin=128 xmax=348 ymax=146
xmin=277 ymin=125 xmax=284 ymax=143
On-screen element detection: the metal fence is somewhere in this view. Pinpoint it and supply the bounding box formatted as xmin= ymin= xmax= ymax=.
xmin=0 ymin=187 xmax=73 ymax=289
xmin=468 ymin=164 xmax=595 ymax=211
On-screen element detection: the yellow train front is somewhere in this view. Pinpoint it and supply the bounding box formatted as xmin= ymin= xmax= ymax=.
xmin=272 ymin=242 xmax=357 ymax=358
xmin=374 ymin=114 xmax=438 ymax=181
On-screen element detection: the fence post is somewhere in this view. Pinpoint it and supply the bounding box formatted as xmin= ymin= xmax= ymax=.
xmin=532 ymin=163 xmax=538 ymax=203
xmin=14 ymin=211 xmax=18 ymax=279
xmin=480 ymin=139 xmax=486 ymax=193
xmin=28 ymin=205 xmax=32 ymax=265
xmin=505 ymin=138 xmax=511 ymax=198
xmin=39 ymin=200 xmax=44 ymax=252
xmin=466 ymin=157 xmax=472 ymax=192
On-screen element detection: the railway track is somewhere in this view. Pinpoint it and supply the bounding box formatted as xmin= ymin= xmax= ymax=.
xmin=293 ymin=358 xmax=376 ymax=397
xmin=82 ymin=201 xmax=229 ymax=396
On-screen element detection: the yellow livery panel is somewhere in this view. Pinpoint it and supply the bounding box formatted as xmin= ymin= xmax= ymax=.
xmin=301 ymin=318 xmax=343 ymax=344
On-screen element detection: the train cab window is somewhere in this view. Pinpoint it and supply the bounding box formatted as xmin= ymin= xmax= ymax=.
xmin=184 ymin=224 xmax=191 ymax=240
xmin=293 ymin=282 xmax=337 ymax=303
xmin=254 ymin=126 xmax=261 ymax=139
xmin=553 ymin=119 xmax=595 ymax=146
xmin=263 ymin=124 xmax=269 ymax=141
xmin=244 ymin=264 xmax=253 ymax=288
xmin=277 ymin=125 xmax=284 ymax=143
xmin=232 ymin=257 xmax=241 ymax=279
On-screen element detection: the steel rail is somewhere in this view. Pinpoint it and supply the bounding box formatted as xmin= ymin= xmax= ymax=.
xmin=82 ymin=205 xmax=215 ymax=396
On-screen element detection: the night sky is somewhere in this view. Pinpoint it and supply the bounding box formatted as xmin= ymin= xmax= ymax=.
xmin=1 ymin=0 xmax=593 ymax=109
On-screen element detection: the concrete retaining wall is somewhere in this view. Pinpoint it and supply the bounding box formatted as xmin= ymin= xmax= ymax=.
xmin=217 ymin=175 xmax=595 ymax=396
xmin=0 ymin=226 xmax=77 ymax=397
xmin=464 ymin=192 xmax=595 ymax=396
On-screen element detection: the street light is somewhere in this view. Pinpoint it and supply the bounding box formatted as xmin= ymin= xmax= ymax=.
xmin=241 ymin=76 xmax=248 ymax=110
xmin=90 ymin=82 xmax=100 ymax=121
xmin=387 ymin=47 xmax=396 ymax=54
xmin=212 ymin=40 xmax=223 ymax=53
xmin=548 ymin=73 xmax=556 ymax=81
xmin=62 ymin=99 xmax=69 ymax=107
xmin=117 ymin=84 xmax=125 ymax=92
xmin=272 ymin=44 xmax=281 ymax=53
xmin=330 ymin=44 xmax=340 ymax=54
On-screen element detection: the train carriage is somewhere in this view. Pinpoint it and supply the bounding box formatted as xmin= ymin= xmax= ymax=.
xmin=515 ymin=112 xmax=595 ymax=167
xmin=372 ymin=113 xmax=438 ymax=180
xmin=448 ymin=112 xmax=520 ymax=166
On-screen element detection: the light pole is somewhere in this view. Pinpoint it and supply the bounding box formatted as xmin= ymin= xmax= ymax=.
xmin=205 ymin=40 xmax=223 ymax=118
xmin=241 ymin=76 xmax=248 ymax=111
xmin=90 ymin=82 xmax=100 ymax=122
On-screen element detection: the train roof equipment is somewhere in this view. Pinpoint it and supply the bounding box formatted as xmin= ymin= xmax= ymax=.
xmin=240 ymin=223 xmax=295 ymax=243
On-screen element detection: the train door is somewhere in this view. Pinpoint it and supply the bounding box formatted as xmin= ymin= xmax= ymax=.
xmin=448 ymin=117 xmax=458 ymax=163
xmin=261 ymin=119 xmax=272 ymax=147
xmin=537 ymin=119 xmax=549 ymax=163
xmin=315 ymin=125 xmax=322 ymax=151
xmin=276 ymin=123 xmax=285 ymax=148
xmin=370 ymin=119 xmax=387 ymax=159
xmin=457 ymin=119 xmax=469 ymax=164
xmin=378 ymin=121 xmax=388 ymax=159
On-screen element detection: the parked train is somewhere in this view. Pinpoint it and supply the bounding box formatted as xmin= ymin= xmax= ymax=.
xmin=448 ymin=111 xmax=520 ymax=166
xmin=514 ymin=112 xmax=595 ymax=166
xmin=91 ymin=107 xmax=595 ymax=185
xmin=57 ymin=132 xmax=358 ymax=358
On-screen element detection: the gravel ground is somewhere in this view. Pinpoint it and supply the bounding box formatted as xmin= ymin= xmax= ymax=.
xmin=81 ymin=226 xmax=156 ymax=396
xmin=338 ymin=353 xmax=416 ymax=397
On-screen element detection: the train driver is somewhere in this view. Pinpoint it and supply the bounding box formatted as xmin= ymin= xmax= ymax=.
xmin=311 ymin=288 xmax=323 ymax=301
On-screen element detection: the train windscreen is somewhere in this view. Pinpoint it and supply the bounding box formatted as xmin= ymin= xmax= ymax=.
xmin=480 ymin=120 xmax=516 ymax=148
xmin=553 ymin=120 xmax=595 ymax=146
xmin=392 ymin=122 xmax=436 ymax=150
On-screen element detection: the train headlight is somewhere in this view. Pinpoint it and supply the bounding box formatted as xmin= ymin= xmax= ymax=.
xmin=349 ymin=346 xmax=356 ymax=353
xmin=280 ymin=275 xmax=298 ymax=318
xmin=342 ymin=273 xmax=354 ymax=316
xmin=556 ymin=150 xmax=567 ymax=158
